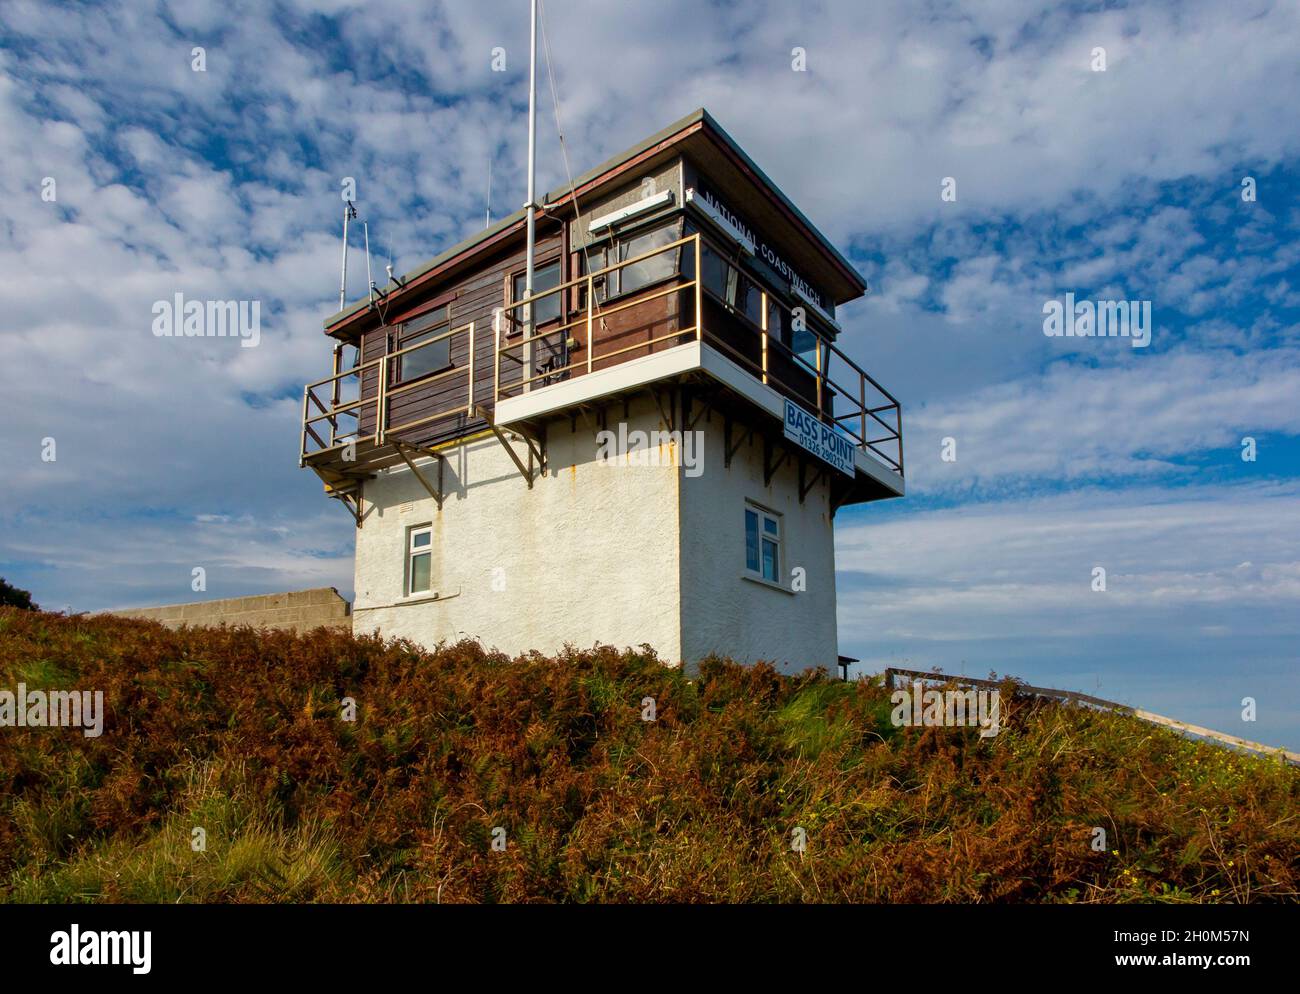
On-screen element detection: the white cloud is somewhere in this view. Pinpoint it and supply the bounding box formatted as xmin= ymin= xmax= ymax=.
xmin=839 ymin=482 xmax=1300 ymax=642
xmin=905 ymin=347 xmax=1300 ymax=489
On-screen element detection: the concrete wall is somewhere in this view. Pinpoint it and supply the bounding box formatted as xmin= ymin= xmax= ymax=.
xmin=678 ymin=415 xmax=839 ymax=676
xmin=104 ymin=588 xmax=352 ymax=632
xmin=352 ymin=391 xmax=840 ymax=675
xmin=352 ymin=393 xmax=684 ymax=660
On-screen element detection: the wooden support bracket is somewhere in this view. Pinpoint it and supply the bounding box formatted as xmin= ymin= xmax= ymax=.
xmin=650 ymin=385 xmax=674 ymax=431
xmin=333 ymin=489 xmax=366 ymax=527
xmin=763 ymin=435 xmax=791 ymax=486
xmin=798 ymin=457 xmax=827 ymax=503
xmin=683 ymin=386 xmax=710 ymax=432
xmin=724 ymin=414 xmax=751 ymax=469
xmin=393 ymin=441 xmax=447 ymax=509
xmin=475 ymin=404 xmax=545 ymax=488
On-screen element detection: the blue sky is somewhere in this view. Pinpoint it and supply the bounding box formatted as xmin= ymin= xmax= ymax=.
xmin=1 ymin=0 xmax=1297 ymax=747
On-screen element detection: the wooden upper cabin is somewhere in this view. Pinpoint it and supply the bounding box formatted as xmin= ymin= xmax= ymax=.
xmin=301 ymin=108 xmax=903 ymax=511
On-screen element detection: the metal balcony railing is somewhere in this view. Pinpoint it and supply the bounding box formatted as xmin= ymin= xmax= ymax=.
xmin=300 ymin=231 xmax=902 ymax=478
xmin=494 ymin=230 xmax=903 ymax=476
xmin=299 ymin=321 xmax=475 ymax=464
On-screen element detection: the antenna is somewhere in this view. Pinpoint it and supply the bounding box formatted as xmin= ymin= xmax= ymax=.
xmin=485 ymin=154 xmax=493 ymax=229
xmin=386 ymin=236 xmax=395 ymax=285
xmin=339 ymin=200 xmax=357 ymax=312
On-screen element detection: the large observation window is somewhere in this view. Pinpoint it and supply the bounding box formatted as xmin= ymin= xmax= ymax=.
xmin=396 ymin=306 xmax=451 ymax=382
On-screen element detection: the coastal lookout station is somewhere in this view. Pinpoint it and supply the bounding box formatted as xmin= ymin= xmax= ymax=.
xmin=300 ymin=109 xmax=903 ymax=673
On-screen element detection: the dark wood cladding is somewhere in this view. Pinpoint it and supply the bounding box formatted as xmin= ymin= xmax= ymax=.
xmin=351 ymin=255 xmax=827 ymax=452
xmin=356 ymin=231 xmax=563 ymax=449
xmin=567 ymin=285 xmax=691 ymax=374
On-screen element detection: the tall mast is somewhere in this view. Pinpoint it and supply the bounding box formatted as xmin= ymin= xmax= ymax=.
xmin=338 ymin=202 xmax=353 ymax=312
xmin=524 ymin=0 xmax=538 ymax=329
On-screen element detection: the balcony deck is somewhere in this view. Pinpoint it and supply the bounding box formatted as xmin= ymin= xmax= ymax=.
xmin=301 ymin=232 xmax=903 ymax=507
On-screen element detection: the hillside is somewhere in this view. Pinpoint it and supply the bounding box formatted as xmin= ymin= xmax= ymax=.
xmin=1 ymin=607 xmax=1296 ymax=903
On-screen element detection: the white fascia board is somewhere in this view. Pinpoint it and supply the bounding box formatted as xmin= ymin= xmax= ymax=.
xmin=684 ymin=188 xmax=756 ymax=255
xmin=588 ymin=190 xmax=675 ymax=234
xmin=790 ymin=281 xmax=841 ymax=333
xmin=494 ymin=342 xmax=703 ymax=426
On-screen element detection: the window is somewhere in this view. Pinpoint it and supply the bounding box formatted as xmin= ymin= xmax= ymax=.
xmin=793 ymin=326 xmax=830 ymax=372
xmin=511 ymin=259 xmax=562 ymax=326
xmin=699 ymin=242 xmax=736 ymax=304
xmin=618 ymin=224 xmax=678 ymax=295
xmin=767 ymin=297 xmax=792 ymax=347
xmin=691 ymin=235 xmax=769 ymax=329
xmin=792 ymin=326 xmax=818 ymax=368
xmin=576 ymin=243 xmax=607 ymax=306
xmin=397 ymin=307 xmax=451 ymax=382
xmin=744 ymin=503 xmax=781 ymax=584
xmin=736 ymin=272 xmax=765 ymax=327
xmin=407 ymin=525 xmax=433 ymax=595
xmin=581 ymin=220 xmax=682 ymax=303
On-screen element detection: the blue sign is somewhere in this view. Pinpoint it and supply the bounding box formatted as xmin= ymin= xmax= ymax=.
xmin=783 ymin=399 xmax=855 ymax=478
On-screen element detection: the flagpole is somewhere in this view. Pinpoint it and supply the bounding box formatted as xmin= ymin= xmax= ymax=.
xmin=524 ymin=0 xmax=538 ymax=336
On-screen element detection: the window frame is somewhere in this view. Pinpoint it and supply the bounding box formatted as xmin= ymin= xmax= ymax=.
xmin=580 ymin=216 xmax=684 ymax=306
xmin=508 ymin=256 xmax=563 ymax=333
xmin=394 ymin=306 xmax=453 ymax=384
xmin=406 ymin=524 xmax=434 ymax=596
xmin=744 ymin=502 xmax=782 ymax=585
xmin=614 ymin=221 xmax=682 ymax=297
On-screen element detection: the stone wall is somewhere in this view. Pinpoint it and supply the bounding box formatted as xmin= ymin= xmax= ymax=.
xmin=104 ymin=587 xmax=352 ymax=633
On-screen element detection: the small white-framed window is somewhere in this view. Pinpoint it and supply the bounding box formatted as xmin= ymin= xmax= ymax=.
xmin=744 ymin=502 xmax=781 ymax=584
xmin=407 ymin=524 xmax=433 ymax=595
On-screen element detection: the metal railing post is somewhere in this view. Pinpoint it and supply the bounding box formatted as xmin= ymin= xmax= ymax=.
xmin=494 ymin=310 xmax=503 ymax=404
xmin=586 ymin=275 xmax=594 ymax=375
xmin=299 ymin=386 xmax=310 ymax=466
xmin=815 ymin=337 xmax=823 ymax=413
xmin=896 ymin=404 xmax=904 ymax=477
xmin=694 ymin=233 xmax=702 ymax=342
xmin=859 ymin=373 xmax=867 ymax=449
xmin=466 ymin=321 xmax=475 ymax=416
xmin=378 ymin=355 xmax=389 ymax=445
xmin=330 ymin=346 xmax=342 ymax=446
xmin=760 ymin=290 xmax=769 ymax=385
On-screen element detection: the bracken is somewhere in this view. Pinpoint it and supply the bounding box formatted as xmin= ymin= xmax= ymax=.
xmin=0 ymin=607 xmax=1295 ymax=904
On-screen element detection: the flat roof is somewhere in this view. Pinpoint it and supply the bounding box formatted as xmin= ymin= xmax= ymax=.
xmin=324 ymin=108 xmax=866 ymax=332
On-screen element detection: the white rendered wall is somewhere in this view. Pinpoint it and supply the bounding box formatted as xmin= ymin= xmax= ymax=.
xmin=352 ymin=393 xmax=839 ymax=674
xmin=351 ymin=394 xmax=683 ymax=662
xmin=678 ymin=418 xmax=839 ymax=676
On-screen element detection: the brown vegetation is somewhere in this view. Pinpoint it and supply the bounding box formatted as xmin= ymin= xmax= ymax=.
xmin=1 ymin=607 xmax=1295 ymax=903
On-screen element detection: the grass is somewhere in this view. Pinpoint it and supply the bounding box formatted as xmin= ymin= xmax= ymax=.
xmin=0 ymin=606 xmax=1296 ymax=903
